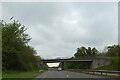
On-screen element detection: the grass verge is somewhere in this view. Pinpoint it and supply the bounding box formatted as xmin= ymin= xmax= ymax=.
xmin=67 ymin=69 xmax=120 ymax=78
xmin=83 ymin=72 xmax=120 ymax=78
xmin=97 ymin=57 xmax=120 ymax=71
xmin=2 ymin=70 xmax=44 ymax=79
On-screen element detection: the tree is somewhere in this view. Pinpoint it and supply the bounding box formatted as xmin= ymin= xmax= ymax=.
xmin=74 ymin=46 xmax=87 ymax=58
xmin=1 ymin=20 xmax=41 ymax=71
xmin=105 ymin=45 xmax=120 ymax=57
xmin=74 ymin=46 xmax=98 ymax=58
xmin=86 ymin=47 xmax=92 ymax=55
xmin=92 ymin=47 xmax=98 ymax=56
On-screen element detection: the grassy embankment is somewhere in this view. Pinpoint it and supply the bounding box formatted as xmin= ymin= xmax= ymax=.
xmin=97 ymin=57 xmax=120 ymax=71
xmin=2 ymin=70 xmax=44 ymax=79
xmin=93 ymin=57 xmax=120 ymax=78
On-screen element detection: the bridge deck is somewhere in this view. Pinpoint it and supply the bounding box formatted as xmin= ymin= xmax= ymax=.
xmin=42 ymin=59 xmax=93 ymax=63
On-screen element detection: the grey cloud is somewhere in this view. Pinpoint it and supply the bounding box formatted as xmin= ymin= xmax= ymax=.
xmin=2 ymin=2 xmax=118 ymax=59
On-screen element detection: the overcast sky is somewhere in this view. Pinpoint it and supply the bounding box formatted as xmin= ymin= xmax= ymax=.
xmin=2 ymin=2 xmax=118 ymax=59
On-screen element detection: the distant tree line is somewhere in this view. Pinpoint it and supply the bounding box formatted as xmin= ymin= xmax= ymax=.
xmin=1 ymin=20 xmax=42 ymax=71
xmin=74 ymin=45 xmax=120 ymax=58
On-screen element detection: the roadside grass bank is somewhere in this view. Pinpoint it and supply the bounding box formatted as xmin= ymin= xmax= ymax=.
xmin=84 ymin=72 xmax=120 ymax=78
xmin=2 ymin=69 xmax=44 ymax=79
xmin=67 ymin=69 xmax=120 ymax=78
xmin=96 ymin=57 xmax=120 ymax=71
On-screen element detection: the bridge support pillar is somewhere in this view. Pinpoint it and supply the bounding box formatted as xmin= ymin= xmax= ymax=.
xmin=59 ymin=61 xmax=67 ymax=70
xmin=59 ymin=62 xmax=62 ymax=68
xmin=63 ymin=61 xmax=67 ymax=70
xmin=86 ymin=62 xmax=93 ymax=69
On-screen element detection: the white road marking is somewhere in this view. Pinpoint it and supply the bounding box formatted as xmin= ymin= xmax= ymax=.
xmin=66 ymin=75 xmax=69 ymax=78
xmin=41 ymin=70 xmax=49 ymax=80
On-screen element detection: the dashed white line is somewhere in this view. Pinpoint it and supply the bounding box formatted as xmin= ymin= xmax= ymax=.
xmin=66 ymin=75 xmax=69 ymax=78
xmin=41 ymin=70 xmax=49 ymax=80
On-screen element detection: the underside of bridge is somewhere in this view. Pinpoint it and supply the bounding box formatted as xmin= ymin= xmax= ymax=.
xmin=42 ymin=59 xmax=93 ymax=70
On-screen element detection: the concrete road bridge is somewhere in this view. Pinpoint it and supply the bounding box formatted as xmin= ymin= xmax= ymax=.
xmin=40 ymin=57 xmax=111 ymax=70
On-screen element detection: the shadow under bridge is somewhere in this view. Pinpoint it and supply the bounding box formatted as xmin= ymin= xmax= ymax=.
xmin=42 ymin=59 xmax=93 ymax=70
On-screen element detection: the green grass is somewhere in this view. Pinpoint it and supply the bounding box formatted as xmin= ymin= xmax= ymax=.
xmin=97 ymin=57 xmax=120 ymax=71
xmin=2 ymin=70 xmax=44 ymax=79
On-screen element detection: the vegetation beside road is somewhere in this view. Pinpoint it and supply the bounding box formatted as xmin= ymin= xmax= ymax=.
xmin=86 ymin=72 xmax=120 ymax=78
xmin=97 ymin=57 xmax=120 ymax=71
xmin=2 ymin=63 xmax=48 ymax=79
xmin=1 ymin=19 xmax=42 ymax=71
xmin=1 ymin=19 xmax=48 ymax=78
xmin=2 ymin=70 xmax=44 ymax=78
xmin=67 ymin=69 xmax=120 ymax=78
xmin=68 ymin=45 xmax=120 ymax=78
xmin=96 ymin=45 xmax=120 ymax=71
xmin=68 ymin=45 xmax=120 ymax=70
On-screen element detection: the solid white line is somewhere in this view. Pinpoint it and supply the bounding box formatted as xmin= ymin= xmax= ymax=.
xmin=41 ymin=70 xmax=49 ymax=80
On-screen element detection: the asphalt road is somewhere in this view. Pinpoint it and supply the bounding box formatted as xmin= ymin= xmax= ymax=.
xmin=34 ymin=70 xmax=117 ymax=80
xmin=36 ymin=70 xmax=104 ymax=78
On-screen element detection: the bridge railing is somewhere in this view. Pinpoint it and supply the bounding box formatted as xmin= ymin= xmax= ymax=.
xmin=85 ymin=70 xmax=120 ymax=76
